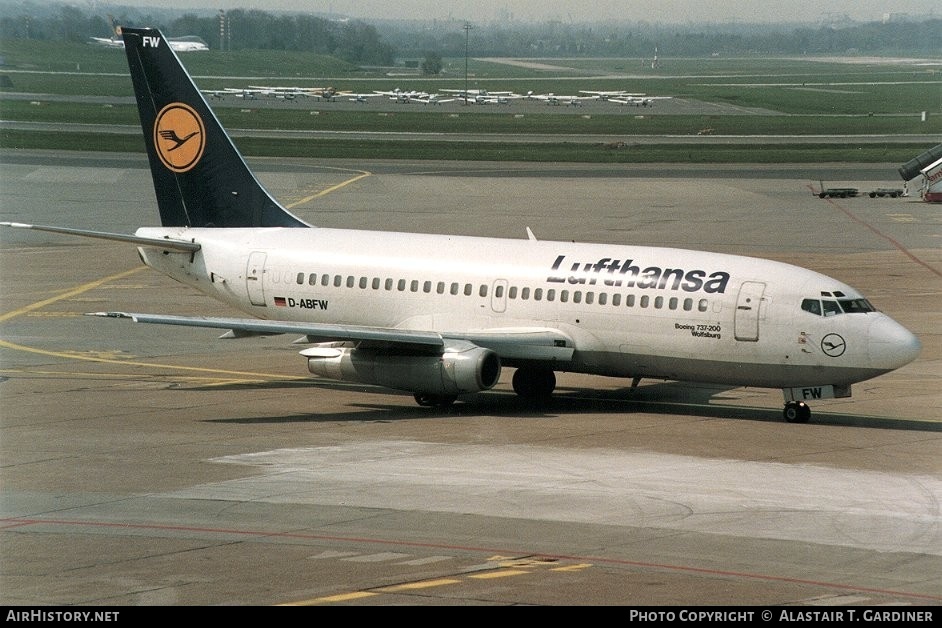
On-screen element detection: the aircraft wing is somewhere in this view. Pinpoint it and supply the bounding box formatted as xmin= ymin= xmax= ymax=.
xmin=87 ymin=312 xmax=576 ymax=361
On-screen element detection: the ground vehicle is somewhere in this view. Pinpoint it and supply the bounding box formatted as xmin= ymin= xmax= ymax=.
xmin=868 ymin=188 xmax=905 ymax=198
xmin=817 ymin=187 xmax=858 ymax=199
xmin=920 ymin=157 xmax=942 ymax=202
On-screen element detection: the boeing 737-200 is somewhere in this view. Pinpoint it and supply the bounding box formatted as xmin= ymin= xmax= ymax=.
xmin=2 ymin=27 xmax=922 ymax=422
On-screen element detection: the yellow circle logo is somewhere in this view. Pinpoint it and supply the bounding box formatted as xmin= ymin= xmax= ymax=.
xmin=153 ymin=103 xmax=205 ymax=173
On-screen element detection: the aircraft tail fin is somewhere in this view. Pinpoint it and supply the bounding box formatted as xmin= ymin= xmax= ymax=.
xmin=120 ymin=26 xmax=309 ymax=228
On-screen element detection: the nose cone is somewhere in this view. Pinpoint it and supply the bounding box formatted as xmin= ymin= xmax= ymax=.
xmin=869 ymin=314 xmax=921 ymax=371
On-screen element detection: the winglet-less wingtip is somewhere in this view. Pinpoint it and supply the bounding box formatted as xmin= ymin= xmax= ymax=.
xmin=85 ymin=312 xmax=134 ymax=320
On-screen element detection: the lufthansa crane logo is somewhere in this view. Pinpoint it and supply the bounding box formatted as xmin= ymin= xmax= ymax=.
xmin=153 ymin=102 xmax=205 ymax=173
xmin=821 ymin=333 xmax=846 ymax=357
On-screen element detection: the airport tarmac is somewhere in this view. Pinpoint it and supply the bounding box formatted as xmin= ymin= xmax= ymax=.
xmin=0 ymin=151 xmax=940 ymax=606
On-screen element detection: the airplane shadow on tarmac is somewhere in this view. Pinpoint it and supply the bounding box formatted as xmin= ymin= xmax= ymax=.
xmin=196 ymin=378 xmax=940 ymax=432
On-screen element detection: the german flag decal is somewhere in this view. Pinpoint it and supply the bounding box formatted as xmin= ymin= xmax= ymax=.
xmin=153 ymin=102 xmax=205 ymax=173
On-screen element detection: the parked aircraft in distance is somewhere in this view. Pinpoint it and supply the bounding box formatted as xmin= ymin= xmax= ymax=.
xmin=528 ymin=92 xmax=594 ymax=106
xmin=441 ymin=89 xmax=522 ymax=104
xmin=579 ymin=90 xmax=645 ymax=100
xmin=201 ymin=88 xmax=257 ymax=100
xmin=5 ymin=27 xmax=922 ymax=423
xmin=609 ymin=95 xmax=673 ymax=107
xmin=374 ymin=88 xmax=442 ymax=103
xmin=346 ymin=93 xmax=383 ymax=103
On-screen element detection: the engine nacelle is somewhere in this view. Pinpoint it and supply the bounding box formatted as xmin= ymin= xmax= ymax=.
xmin=301 ymin=342 xmax=501 ymax=396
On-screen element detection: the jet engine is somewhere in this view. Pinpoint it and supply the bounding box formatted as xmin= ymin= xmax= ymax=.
xmin=301 ymin=341 xmax=501 ymax=396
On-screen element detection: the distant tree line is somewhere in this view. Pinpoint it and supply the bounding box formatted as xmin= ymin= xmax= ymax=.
xmin=0 ymin=5 xmax=396 ymax=66
xmin=1 ymin=3 xmax=939 ymax=64
xmin=382 ymin=18 xmax=942 ymax=58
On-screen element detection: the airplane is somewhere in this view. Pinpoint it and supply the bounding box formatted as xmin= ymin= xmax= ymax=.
xmin=245 ymin=85 xmax=315 ymax=100
xmin=90 ymin=16 xmax=208 ymax=51
xmin=441 ymin=89 xmax=521 ymax=104
xmin=2 ymin=26 xmax=922 ymax=423
xmin=347 ymin=93 xmax=383 ymax=103
xmin=374 ymin=88 xmax=430 ymax=103
xmin=528 ymin=92 xmax=594 ymax=106
xmin=201 ymin=88 xmax=257 ymax=100
xmin=415 ymin=94 xmax=457 ymax=105
xmin=579 ymin=90 xmax=645 ymax=101
xmin=609 ymin=95 xmax=673 ymax=107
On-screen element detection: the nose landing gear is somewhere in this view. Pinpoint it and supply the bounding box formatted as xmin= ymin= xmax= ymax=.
xmin=783 ymin=401 xmax=811 ymax=423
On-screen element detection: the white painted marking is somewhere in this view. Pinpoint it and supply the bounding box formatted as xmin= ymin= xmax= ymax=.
xmin=165 ymin=440 xmax=942 ymax=556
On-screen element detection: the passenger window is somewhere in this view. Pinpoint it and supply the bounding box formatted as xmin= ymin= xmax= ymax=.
xmin=346 ymin=276 xmax=355 ymax=288
xmin=296 ymin=272 xmax=304 ymax=285
xmin=534 ymin=288 xmax=543 ymax=301
xmin=423 ymin=281 xmax=431 ymax=293
xmin=509 ymin=286 xmax=517 ymax=299
xmin=801 ymin=299 xmax=822 ymax=316
xmin=321 ymin=274 xmax=330 ymax=286
xmin=698 ymin=299 xmax=708 ymax=312
xmin=479 ymin=284 xmax=488 ymax=297
xmin=359 ymin=277 xmax=367 ymax=289
xmin=640 ymin=295 xmax=649 ymax=308
xmin=450 ymin=282 xmax=459 ymax=295
xmin=822 ymin=300 xmax=841 ymax=317
xmin=547 ymin=289 xmax=556 ymax=302
xmin=495 ymin=285 xmax=504 ymax=298
xmin=309 ymin=273 xmax=317 ymax=286
xmin=372 ymin=277 xmax=380 ymax=289
xmin=560 ymin=290 xmax=569 ymax=303
xmin=626 ymin=294 xmax=635 ymax=307
xmin=683 ymin=298 xmax=693 ymax=311
xmin=585 ymin=292 xmax=593 ymax=305
xmin=334 ymin=275 xmax=342 ymax=287
xmin=464 ymin=283 xmax=473 ymax=296
xmin=385 ymin=278 xmax=393 ymax=290
xmin=410 ymin=280 xmax=419 ymax=292
xmin=398 ymin=279 xmax=406 ymax=291
xmin=597 ymin=293 xmax=606 ymax=305
xmin=521 ymin=287 xmax=530 ymax=300
xmin=437 ymin=282 xmax=445 ymax=294
xmin=612 ymin=294 xmax=621 ymax=306
xmin=654 ymin=296 xmax=663 ymax=309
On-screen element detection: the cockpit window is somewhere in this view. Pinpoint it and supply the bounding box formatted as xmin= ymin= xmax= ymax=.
xmin=839 ymin=298 xmax=875 ymax=313
xmin=801 ymin=298 xmax=822 ymax=315
xmin=802 ymin=297 xmax=876 ymax=317
xmin=822 ymin=300 xmax=842 ymax=317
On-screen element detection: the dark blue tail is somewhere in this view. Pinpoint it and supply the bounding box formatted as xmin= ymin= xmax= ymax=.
xmin=121 ymin=27 xmax=309 ymax=228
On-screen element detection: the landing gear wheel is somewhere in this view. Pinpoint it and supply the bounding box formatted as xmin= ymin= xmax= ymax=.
xmin=783 ymin=401 xmax=811 ymax=423
xmin=414 ymin=393 xmax=457 ymax=408
xmin=512 ymin=368 xmax=556 ymax=399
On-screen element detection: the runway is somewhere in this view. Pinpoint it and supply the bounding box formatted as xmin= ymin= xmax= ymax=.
xmin=0 ymin=151 xmax=940 ymax=606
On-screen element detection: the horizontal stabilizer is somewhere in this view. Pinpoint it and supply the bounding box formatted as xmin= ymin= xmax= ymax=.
xmin=0 ymin=222 xmax=201 ymax=252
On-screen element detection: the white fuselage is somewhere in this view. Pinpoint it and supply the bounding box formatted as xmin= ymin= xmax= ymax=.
xmin=136 ymin=226 xmax=920 ymax=390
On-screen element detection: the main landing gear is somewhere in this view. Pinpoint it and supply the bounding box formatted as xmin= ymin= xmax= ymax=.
xmin=783 ymin=401 xmax=811 ymax=423
xmin=413 ymin=367 xmax=557 ymax=408
xmin=413 ymin=393 xmax=457 ymax=408
xmin=511 ymin=367 xmax=557 ymax=399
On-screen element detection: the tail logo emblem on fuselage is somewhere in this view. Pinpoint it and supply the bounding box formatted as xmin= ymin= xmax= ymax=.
xmin=821 ymin=333 xmax=847 ymax=357
xmin=154 ymin=102 xmax=205 ymax=173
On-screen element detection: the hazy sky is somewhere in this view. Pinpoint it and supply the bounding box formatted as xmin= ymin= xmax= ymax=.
xmin=102 ymin=1 xmax=937 ymax=24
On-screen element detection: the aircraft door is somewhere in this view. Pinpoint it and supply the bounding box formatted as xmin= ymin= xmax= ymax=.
xmin=491 ymin=279 xmax=508 ymax=313
xmin=246 ymin=251 xmax=267 ymax=307
xmin=734 ymin=281 xmax=765 ymax=342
